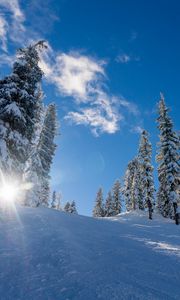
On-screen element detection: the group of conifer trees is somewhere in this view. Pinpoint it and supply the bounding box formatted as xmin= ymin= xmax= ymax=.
xmin=93 ymin=180 xmax=122 ymax=217
xmin=0 ymin=41 xmax=58 ymax=207
xmin=50 ymin=191 xmax=78 ymax=214
xmin=93 ymin=95 xmax=180 ymax=221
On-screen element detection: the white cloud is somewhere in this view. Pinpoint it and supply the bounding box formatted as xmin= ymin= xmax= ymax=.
xmin=65 ymin=108 xmax=119 ymax=136
xmin=116 ymin=53 xmax=140 ymax=64
xmin=118 ymin=98 xmax=139 ymax=116
xmin=0 ymin=0 xmax=60 ymax=54
xmin=0 ymin=53 xmax=15 ymax=66
xmin=0 ymin=15 xmax=8 ymax=51
xmin=39 ymin=46 xmax=140 ymax=136
xmin=65 ymin=91 xmax=122 ymax=136
xmin=40 ymin=49 xmax=105 ymax=101
xmin=55 ymin=54 xmax=105 ymax=100
xmin=0 ymin=0 xmax=24 ymax=20
xmin=40 ymin=49 xmax=120 ymax=135
xmin=40 ymin=49 xmax=122 ymax=135
xmin=116 ymin=54 xmax=131 ymax=64
xmin=0 ymin=0 xmax=25 ymax=50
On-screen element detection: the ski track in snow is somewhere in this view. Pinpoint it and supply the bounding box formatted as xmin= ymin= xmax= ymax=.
xmin=0 ymin=206 xmax=180 ymax=300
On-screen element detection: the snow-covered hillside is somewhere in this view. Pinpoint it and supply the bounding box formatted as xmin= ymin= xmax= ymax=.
xmin=0 ymin=206 xmax=180 ymax=300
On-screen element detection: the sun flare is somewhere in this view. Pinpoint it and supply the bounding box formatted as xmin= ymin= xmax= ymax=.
xmin=0 ymin=182 xmax=19 ymax=202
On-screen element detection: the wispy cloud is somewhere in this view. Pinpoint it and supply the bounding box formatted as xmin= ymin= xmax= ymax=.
xmin=40 ymin=46 xmax=140 ymax=135
xmin=118 ymin=98 xmax=140 ymax=116
xmin=0 ymin=0 xmax=59 ymax=54
xmin=130 ymin=125 xmax=143 ymax=134
xmin=40 ymin=50 xmax=105 ymax=101
xmin=0 ymin=0 xmax=25 ymax=50
xmin=0 ymin=53 xmax=15 ymax=66
xmin=0 ymin=0 xmax=25 ymax=19
xmin=115 ymin=53 xmax=140 ymax=64
xmin=0 ymin=15 xmax=8 ymax=51
xmin=65 ymin=91 xmax=123 ymax=136
xmin=116 ymin=54 xmax=131 ymax=64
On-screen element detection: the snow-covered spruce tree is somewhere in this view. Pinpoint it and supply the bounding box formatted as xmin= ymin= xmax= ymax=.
xmin=112 ymin=179 xmax=122 ymax=215
xmin=93 ymin=187 xmax=104 ymax=217
xmin=138 ymin=130 xmax=155 ymax=211
xmin=0 ymin=41 xmax=46 ymax=178
xmin=123 ymin=162 xmax=133 ymax=211
xmin=23 ymin=94 xmax=45 ymax=207
xmin=131 ymin=158 xmax=141 ymax=210
xmin=51 ymin=191 xmax=57 ymax=208
xmin=123 ymin=158 xmax=141 ymax=211
xmin=64 ymin=201 xmax=71 ymax=212
xmin=24 ymin=103 xmax=58 ymax=207
xmin=38 ymin=103 xmax=58 ymax=206
xmin=51 ymin=191 xmax=61 ymax=210
xmin=104 ymin=191 xmax=114 ymax=217
xmin=156 ymin=94 xmax=180 ymax=218
xmin=55 ymin=192 xmax=61 ymax=210
xmin=69 ymin=201 xmax=78 ymax=214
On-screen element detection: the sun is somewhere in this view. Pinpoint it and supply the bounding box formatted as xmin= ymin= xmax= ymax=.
xmin=0 ymin=182 xmax=18 ymax=203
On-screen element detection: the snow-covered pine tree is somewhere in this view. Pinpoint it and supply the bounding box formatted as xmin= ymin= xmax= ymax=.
xmin=23 ymin=135 xmax=44 ymax=207
xmin=56 ymin=192 xmax=61 ymax=210
xmin=38 ymin=103 xmax=58 ymax=206
xmin=23 ymin=98 xmax=45 ymax=206
xmin=138 ymin=130 xmax=155 ymax=212
xmin=156 ymin=94 xmax=180 ymax=218
xmin=112 ymin=179 xmax=122 ymax=215
xmin=51 ymin=191 xmax=57 ymax=208
xmin=123 ymin=158 xmax=140 ymax=211
xmin=69 ymin=201 xmax=78 ymax=214
xmin=92 ymin=187 xmax=104 ymax=217
xmin=131 ymin=158 xmax=141 ymax=210
xmin=24 ymin=103 xmax=58 ymax=207
xmin=123 ymin=162 xmax=133 ymax=211
xmin=51 ymin=191 xmax=59 ymax=209
xmin=104 ymin=191 xmax=114 ymax=217
xmin=0 ymin=41 xmax=46 ymax=179
xmin=64 ymin=201 xmax=71 ymax=212
xmin=51 ymin=191 xmax=61 ymax=210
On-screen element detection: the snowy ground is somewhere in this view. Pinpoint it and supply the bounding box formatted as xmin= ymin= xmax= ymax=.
xmin=0 ymin=206 xmax=180 ymax=300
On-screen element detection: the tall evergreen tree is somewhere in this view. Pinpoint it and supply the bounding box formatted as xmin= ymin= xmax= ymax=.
xmin=104 ymin=191 xmax=114 ymax=217
xmin=56 ymin=192 xmax=61 ymax=210
xmin=64 ymin=201 xmax=71 ymax=212
xmin=124 ymin=158 xmax=141 ymax=211
xmin=38 ymin=103 xmax=58 ymax=206
xmin=112 ymin=179 xmax=122 ymax=215
xmin=51 ymin=191 xmax=61 ymax=210
xmin=51 ymin=191 xmax=57 ymax=209
xmin=24 ymin=103 xmax=58 ymax=206
xmin=0 ymin=41 xmax=46 ymax=179
xmin=70 ymin=201 xmax=78 ymax=214
xmin=131 ymin=158 xmax=141 ymax=210
xmin=123 ymin=162 xmax=133 ymax=211
xmin=93 ymin=187 xmax=104 ymax=217
xmin=138 ymin=130 xmax=155 ymax=211
xmin=156 ymin=94 xmax=180 ymax=218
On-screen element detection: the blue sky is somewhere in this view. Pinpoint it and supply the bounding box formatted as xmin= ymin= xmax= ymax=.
xmin=0 ymin=0 xmax=179 ymax=215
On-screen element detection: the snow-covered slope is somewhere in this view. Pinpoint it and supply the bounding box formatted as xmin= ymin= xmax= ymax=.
xmin=0 ymin=206 xmax=180 ymax=300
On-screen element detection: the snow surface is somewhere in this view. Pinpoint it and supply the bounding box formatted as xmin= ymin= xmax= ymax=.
xmin=0 ymin=206 xmax=180 ymax=300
